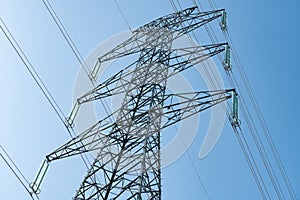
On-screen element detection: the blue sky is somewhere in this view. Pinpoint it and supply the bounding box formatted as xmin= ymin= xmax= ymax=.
xmin=0 ymin=0 xmax=299 ymax=199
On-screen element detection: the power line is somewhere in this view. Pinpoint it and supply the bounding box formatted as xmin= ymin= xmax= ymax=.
xmin=0 ymin=15 xmax=91 ymax=193
xmin=0 ymin=145 xmax=30 ymax=186
xmin=40 ymin=0 xmax=114 ymax=124
xmin=231 ymin=72 xmax=285 ymax=199
xmin=39 ymin=0 xmax=122 ymax=190
xmin=175 ymin=125 xmax=212 ymax=200
xmin=234 ymin=127 xmax=271 ymax=200
xmin=0 ymin=17 xmax=67 ymax=129
xmin=221 ymin=17 xmax=294 ymax=200
xmin=0 ymin=145 xmax=37 ymax=200
xmin=225 ymin=31 xmax=297 ymax=199
xmin=40 ymin=0 xmax=116 ymax=144
xmin=204 ymin=4 xmax=296 ymax=198
xmin=113 ymin=0 xmax=132 ymax=32
xmin=189 ymin=1 xmax=280 ymax=198
xmin=41 ymin=0 xmax=90 ymax=77
xmin=167 ymin=2 xmax=232 ymax=199
xmin=191 ymin=1 xmax=297 ymax=199
xmin=0 ymin=16 xmax=89 ymax=198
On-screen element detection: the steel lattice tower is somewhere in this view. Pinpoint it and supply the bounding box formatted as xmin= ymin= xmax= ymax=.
xmin=31 ymin=6 xmax=235 ymax=199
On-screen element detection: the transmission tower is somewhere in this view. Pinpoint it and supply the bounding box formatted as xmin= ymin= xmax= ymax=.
xmin=31 ymin=6 xmax=236 ymax=199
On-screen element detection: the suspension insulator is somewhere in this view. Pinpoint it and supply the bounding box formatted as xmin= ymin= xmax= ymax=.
xmin=66 ymin=100 xmax=80 ymax=127
xmin=90 ymin=59 xmax=101 ymax=81
xmin=232 ymin=91 xmax=240 ymax=127
xmin=220 ymin=11 xmax=227 ymax=31
xmin=30 ymin=159 xmax=49 ymax=194
xmin=222 ymin=44 xmax=232 ymax=71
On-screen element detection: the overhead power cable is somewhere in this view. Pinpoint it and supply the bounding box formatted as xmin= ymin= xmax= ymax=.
xmin=233 ymin=127 xmax=270 ymax=200
xmin=0 ymin=17 xmax=67 ymax=129
xmin=113 ymin=0 xmax=132 ymax=32
xmin=40 ymin=0 xmax=114 ymax=124
xmin=188 ymin=1 xmax=276 ymax=199
xmin=0 ymin=15 xmax=92 ymax=195
xmin=1 ymin=15 xmax=91 ymax=193
xmin=40 ymin=0 xmax=113 ymax=129
xmin=167 ymin=1 xmax=230 ymax=199
xmin=199 ymin=0 xmax=296 ymax=199
xmin=41 ymin=0 xmax=90 ymax=77
xmin=230 ymin=70 xmax=285 ymax=199
xmin=39 ymin=0 xmax=122 ymax=188
xmin=0 ymin=145 xmax=30 ymax=187
xmin=205 ymin=2 xmax=296 ymax=199
xmin=174 ymin=124 xmax=212 ymax=200
xmin=224 ymin=31 xmax=297 ymax=200
xmin=39 ymin=1 xmax=114 ymax=170
xmin=220 ymin=5 xmax=294 ymax=199
xmin=0 ymin=145 xmax=38 ymax=200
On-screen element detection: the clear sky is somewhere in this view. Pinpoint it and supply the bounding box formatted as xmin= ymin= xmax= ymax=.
xmin=0 ymin=0 xmax=299 ymax=199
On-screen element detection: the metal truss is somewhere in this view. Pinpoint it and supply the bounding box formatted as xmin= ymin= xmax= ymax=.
xmin=45 ymin=6 xmax=233 ymax=200
xmin=47 ymin=89 xmax=233 ymax=162
xmin=89 ymin=6 xmax=225 ymax=80
xmin=74 ymin=43 xmax=227 ymax=107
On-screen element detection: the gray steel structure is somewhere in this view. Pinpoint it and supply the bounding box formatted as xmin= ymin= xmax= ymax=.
xmin=45 ymin=7 xmax=234 ymax=199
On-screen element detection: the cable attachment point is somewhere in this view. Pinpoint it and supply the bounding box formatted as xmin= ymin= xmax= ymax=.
xmin=230 ymin=91 xmax=241 ymax=127
xmin=219 ymin=10 xmax=227 ymax=31
xmin=223 ymin=44 xmax=232 ymax=71
xmin=66 ymin=100 xmax=80 ymax=127
xmin=30 ymin=159 xmax=49 ymax=194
